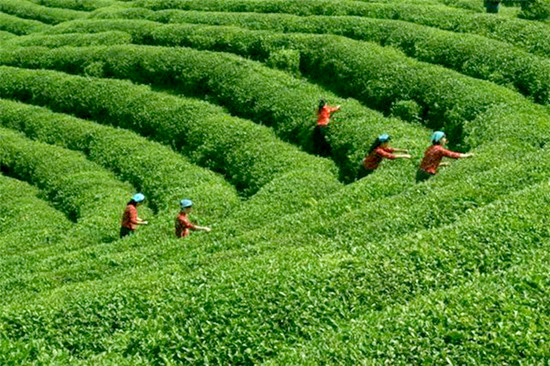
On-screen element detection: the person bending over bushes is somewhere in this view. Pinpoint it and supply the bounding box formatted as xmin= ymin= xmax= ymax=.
xmin=313 ymin=99 xmax=340 ymax=156
xmin=416 ymin=131 xmax=473 ymax=183
xmin=175 ymin=199 xmax=211 ymax=238
xmin=358 ymin=134 xmax=411 ymax=179
xmin=120 ymin=193 xmax=148 ymax=238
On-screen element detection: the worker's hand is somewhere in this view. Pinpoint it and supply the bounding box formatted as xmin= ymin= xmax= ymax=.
xmin=141 ymin=220 xmax=149 ymax=225
xmin=204 ymin=227 xmax=212 ymax=233
xmin=463 ymin=153 xmax=474 ymax=158
xmin=401 ymin=154 xmax=412 ymax=159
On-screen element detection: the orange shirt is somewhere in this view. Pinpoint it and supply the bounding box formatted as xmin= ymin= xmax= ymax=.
xmin=363 ymin=146 xmax=397 ymax=170
xmin=419 ymin=145 xmax=461 ymax=174
xmin=175 ymin=212 xmax=197 ymax=238
xmin=121 ymin=204 xmax=138 ymax=230
xmin=317 ymin=105 xmax=339 ymax=127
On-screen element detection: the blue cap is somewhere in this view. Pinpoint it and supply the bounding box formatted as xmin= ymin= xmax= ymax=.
xmin=132 ymin=193 xmax=145 ymax=203
xmin=378 ymin=133 xmax=390 ymax=142
xmin=180 ymin=199 xmax=193 ymax=208
xmin=431 ymin=131 xmax=445 ymax=143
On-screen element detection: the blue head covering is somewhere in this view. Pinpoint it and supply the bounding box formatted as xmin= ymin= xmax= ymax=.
xmin=431 ymin=131 xmax=445 ymax=144
xmin=378 ymin=134 xmax=391 ymax=142
xmin=132 ymin=193 xmax=145 ymax=203
xmin=180 ymin=199 xmax=193 ymax=209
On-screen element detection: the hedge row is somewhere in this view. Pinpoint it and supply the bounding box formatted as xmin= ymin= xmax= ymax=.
xmin=0 ymin=174 xmax=72 ymax=255
xmin=0 ymin=31 xmax=14 ymax=41
xmin=0 ymin=66 xmax=339 ymax=198
xmin=49 ymin=20 xmax=550 ymax=148
xmin=0 ymin=127 xmax=139 ymax=242
xmin=98 ymin=9 xmax=550 ymax=105
xmin=0 ymin=12 xmax=51 ymax=35
xmin=274 ymin=245 xmax=550 ymax=364
xmin=4 ymin=173 xmax=550 ymax=364
xmin=128 ymin=0 xmax=550 ymax=57
xmin=29 ymin=0 xmax=122 ymax=11
xmin=0 ymin=0 xmax=86 ymax=25
xmin=0 ymin=174 xmax=75 ymax=307
xmin=0 ymin=31 xmax=132 ymax=48
xmin=0 ymin=98 xmax=240 ymax=219
xmin=0 ymin=43 xmax=429 ymax=181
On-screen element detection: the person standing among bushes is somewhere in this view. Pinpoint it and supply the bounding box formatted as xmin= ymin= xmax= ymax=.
xmin=120 ymin=193 xmax=148 ymax=238
xmin=175 ymin=199 xmax=211 ymax=238
xmin=358 ymin=134 xmax=411 ymax=179
xmin=314 ymin=99 xmax=340 ymax=156
xmin=416 ymin=131 xmax=473 ymax=182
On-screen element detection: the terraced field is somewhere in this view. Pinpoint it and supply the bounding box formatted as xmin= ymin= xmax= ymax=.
xmin=1 ymin=0 xmax=550 ymax=364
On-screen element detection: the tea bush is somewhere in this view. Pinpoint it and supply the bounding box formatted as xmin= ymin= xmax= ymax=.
xmin=0 ymin=98 xmax=240 ymax=218
xmin=0 ymin=12 xmax=51 ymax=35
xmin=0 ymin=66 xmax=338 ymax=197
xmin=0 ymin=127 xmax=140 ymax=241
xmin=1 ymin=31 xmax=132 ymax=48
xmin=0 ymin=0 xmax=86 ymax=24
xmin=0 ymin=43 xmax=429 ymax=180
xmin=130 ymin=0 xmax=550 ymax=57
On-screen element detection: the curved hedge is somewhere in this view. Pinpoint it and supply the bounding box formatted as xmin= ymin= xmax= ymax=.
xmin=0 ymin=127 xmax=139 ymax=241
xmin=128 ymin=0 xmax=550 ymax=57
xmin=0 ymin=31 xmax=132 ymax=48
xmin=50 ymin=20 xmax=550 ymax=148
xmin=0 ymin=43 xmax=429 ymax=180
xmin=0 ymin=66 xmax=338 ymax=197
xmin=274 ymin=246 xmax=550 ymax=364
xmin=0 ymin=12 xmax=51 ymax=35
xmin=0 ymin=98 xmax=240 ymax=219
xmin=4 ymin=175 xmax=550 ymax=364
xmin=0 ymin=174 xmax=75 ymax=306
xmin=0 ymin=0 xmax=86 ymax=25
xmin=97 ymin=9 xmax=550 ymax=105
xmin=0 ymin=31 xmax=15 ymax=41
xmin=29 ymin=0 xmax=121 ymax=11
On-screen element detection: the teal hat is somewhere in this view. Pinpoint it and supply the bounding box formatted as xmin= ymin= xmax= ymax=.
xmin=431 ymin=131 xmax=445 ymax=143
xmin=378 ymin=134 xmax=391 ymax=142
xmin=132 ymin=193 xmax=145 ymax=203
xmin=180 ymin=199 xmax=193 ymax=209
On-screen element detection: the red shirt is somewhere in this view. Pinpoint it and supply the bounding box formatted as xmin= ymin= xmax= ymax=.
xmin=363 ymin=146 xmax=397 ymax=170
xmin=419 ymin=145 xmax=462 ymax=174
xmin=175 ymin=212 xmax=197 ymax=238
xmin=121 ymin=204 xmax=139 ymax=230
xmin=317 ymin=106 xmax=339 ymax=127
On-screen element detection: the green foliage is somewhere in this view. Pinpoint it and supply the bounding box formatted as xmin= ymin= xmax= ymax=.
xmin=519 ymin=0 xmax=550 ymax=19
xmin=0 ymin=127 xmax=138 ymax=241
xmin=265 ymin=48 xmax=301 ymax=76
xmin=0 ymin=66 xmax=337 ymax=197
xmin=0 ymin=0 xmax=86 ymax=24
xmin=3 ymin=0 xmax=550 ymax=364
xmin=0 ymin=12 xmax=51 ymax=35
xmin=0 ymin=98 xmax=240 ymax=218
xmin=1 ymin=31 xmax=132 ymax=48
xmin=126 ymin=0 xmax=550 ymax=57
xmin=29 ymin=0 xmax=122 ymax=11
xmin=0 ymin=42 xmax=428 ymax=180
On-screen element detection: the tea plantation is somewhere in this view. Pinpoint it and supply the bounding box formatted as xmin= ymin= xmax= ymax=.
xmin=1 ymin=0 xmax=550 ymax=364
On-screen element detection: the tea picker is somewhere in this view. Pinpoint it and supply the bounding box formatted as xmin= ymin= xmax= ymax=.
xmin=120 ymin=193 xmax=148 ymax=238
xmin=175 ymin=199 xmax=211 ymax=238
xmin=358 ymin=134 xmax=411 ymax=179
xmin=313 ymin=99 xmax=341 ymax=156
xmin=416 ymin=131 xmax=473 ymax=182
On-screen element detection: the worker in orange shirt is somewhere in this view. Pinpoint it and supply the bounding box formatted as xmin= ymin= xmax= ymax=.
xmin=313 ymin=99 xmax=340 ymax=156
xmin=416 ymin=131 xmax=473 ymax=182
xmin=358 ymin=134 xmax=411 ymax=179
xmin=120 ymin=193 xmax=148 ymax=238
xmin=175 ymin=199 xmax=211 ymax=238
